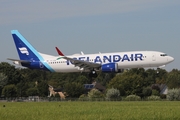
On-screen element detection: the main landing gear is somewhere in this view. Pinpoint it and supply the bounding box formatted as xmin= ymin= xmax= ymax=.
xmin=89 ymin=69 xmax=97 ymax=78
xmin=157 ymin=68 xmax=160 ymax=74
xmin=88 ymin=69 xmax=97 ymax=84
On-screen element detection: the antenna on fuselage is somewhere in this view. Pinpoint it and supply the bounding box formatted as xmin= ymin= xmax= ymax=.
xmin=80 ymin=51 xmax=84 ymax=55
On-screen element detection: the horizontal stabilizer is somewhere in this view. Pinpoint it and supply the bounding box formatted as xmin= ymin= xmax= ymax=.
xmin=7 ymin=58 xmax=30 ymax=66
xmin=7 ymin=58 xmax=30 ymax=63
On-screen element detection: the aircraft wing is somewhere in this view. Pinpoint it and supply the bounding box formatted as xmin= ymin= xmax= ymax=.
xmin=63 ymin=56 xmax=101 ymax=70
xmin=55 ymin=47 xmax=100 ymax=70
xmin=55 ymin=47 xmax=101 ymax=70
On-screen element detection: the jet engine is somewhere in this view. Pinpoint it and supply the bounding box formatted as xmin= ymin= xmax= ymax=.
xmin=101 ymin=63 xmax=119 ymax=72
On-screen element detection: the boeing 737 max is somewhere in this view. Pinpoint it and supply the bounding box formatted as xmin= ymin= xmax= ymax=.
xmin=8 ymin=30 xmax=174 ymax=78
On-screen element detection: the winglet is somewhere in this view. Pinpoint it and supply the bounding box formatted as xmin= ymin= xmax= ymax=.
xmin=55 ymin=47 xmax=64 ymax=56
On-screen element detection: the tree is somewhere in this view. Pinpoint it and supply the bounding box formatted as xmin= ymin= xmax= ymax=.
xmin=166 ymin=69 xmax=180 ymax=89
xmin=142 ymin=87 xmax=152 ymax=97
xmin=2 ymin=84 xmax=17 ymax=98
xmin=37 ymin=80 xmax=48 ymax=97
xmin=64 ymin=82 xmax=85 ymax=98
xmin=155 ymin=69 xmax=167 ymax=84
xmin=0 ymin=73 xmax=8 ymax=96
xmin=96 ymin=72 xmax=116 ymax=86
xmin=26 ymin=87 xmax=39 ymax=96
xmin=108 ymin=72 xmax=144 ymax=96
xmin=76 ymin=75 xmax=89 ymax=84
xmin=144 ymin=69 xmax=156 ymax=85
xmin=108 ymin=73 xmax=126 ymax=96
xmin=0 ymin=73 xmax=8 ymax=86
xmin=0 ymin=62 xmax=23 ymax=85
xmin=16 ymin=81 xmax=29 ymax=97
xmin=48 ymin=79 xmax=60 ymax=88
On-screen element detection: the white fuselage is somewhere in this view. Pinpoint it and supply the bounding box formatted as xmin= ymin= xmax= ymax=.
xmin=40 ymin=51 xmax=174 ymax=72
xmin=10 ymin=30 xmax=174 ymax=73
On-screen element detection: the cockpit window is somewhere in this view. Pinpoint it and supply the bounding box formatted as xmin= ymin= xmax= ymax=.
xmin=160 ymin=54 xmax=167 ymax=56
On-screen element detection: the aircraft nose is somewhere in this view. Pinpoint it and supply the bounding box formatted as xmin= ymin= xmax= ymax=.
xmin=168 ymin=56 xmax=174 ymax=62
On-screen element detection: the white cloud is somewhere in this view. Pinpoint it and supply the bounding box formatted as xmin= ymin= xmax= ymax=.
xmin=0 ymin=0 xmax=179 ymax=25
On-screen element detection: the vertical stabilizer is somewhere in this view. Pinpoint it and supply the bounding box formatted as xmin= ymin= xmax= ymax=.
xmin=11 ymin=30 xmax=54 ymax=72
xmin=11 ymin=30 xmax=43 ymax=61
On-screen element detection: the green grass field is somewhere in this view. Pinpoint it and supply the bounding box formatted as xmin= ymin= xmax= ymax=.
xmin=0 ymin=101 xmax=180 ymax=120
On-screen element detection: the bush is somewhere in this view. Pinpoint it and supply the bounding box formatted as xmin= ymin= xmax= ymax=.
xmin=151 ymin=89 xmax=160 ymax=96
xmin=160 ymin=94 xmax=166 ymax=99
xmin=124 ymin=95 xmax=141 ymax=101
xmin=142 ymin=87 xmax=152 ymax=97
xmin=88 ymin=88 xmax=104 ymax=101
xmin=106 ymin=88 xmax=121 ymax=101
xmin=79 ymin=94 xmax=89 ymax=101
xmin=147 ymin=95 xmax=161 ymax=101
xmin=167 ymin=88 xmax=180 ymax=101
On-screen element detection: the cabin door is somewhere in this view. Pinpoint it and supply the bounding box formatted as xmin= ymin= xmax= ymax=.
xmin=152 ymin=53 xmax=156 ymax=61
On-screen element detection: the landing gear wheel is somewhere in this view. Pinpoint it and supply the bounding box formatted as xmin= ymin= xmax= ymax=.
xmin=157 ymin=68 xmax=160 ymax=74
xmin=89 ymin=70 xmax=97 ymax=78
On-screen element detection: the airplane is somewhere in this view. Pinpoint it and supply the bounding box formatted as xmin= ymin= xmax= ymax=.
xmin=8 ymin=30 xmax=174 ymax=78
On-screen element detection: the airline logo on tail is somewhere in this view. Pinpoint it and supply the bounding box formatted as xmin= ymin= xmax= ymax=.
xmin=19 ymin=47 xmax=29 ymax=55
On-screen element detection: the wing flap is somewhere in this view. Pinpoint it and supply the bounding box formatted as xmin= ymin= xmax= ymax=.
xmin=63 ymin=56 xmax=101 ymax=70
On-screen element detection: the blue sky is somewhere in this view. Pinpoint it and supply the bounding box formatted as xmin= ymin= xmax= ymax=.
xmin=0 ymin=0 xmax=179 ymax=71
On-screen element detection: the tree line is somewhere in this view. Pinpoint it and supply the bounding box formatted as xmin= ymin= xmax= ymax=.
xmin=0 ymin=62 xmax=180 ymax=99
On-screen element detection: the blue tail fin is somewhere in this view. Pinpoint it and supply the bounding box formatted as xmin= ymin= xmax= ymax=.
xmin=11 ymin=30 xmax=42 ymax=61
xmin=11 ymin=30 xmax=54 ymax=72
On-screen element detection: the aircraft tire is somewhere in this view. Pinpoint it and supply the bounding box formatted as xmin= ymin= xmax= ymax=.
xmin=89 ymin=70 xmax=97 ymax=78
